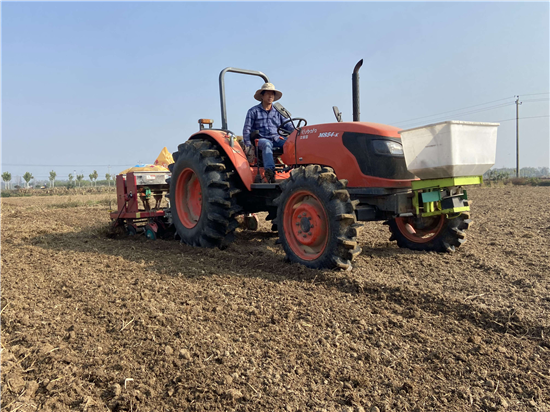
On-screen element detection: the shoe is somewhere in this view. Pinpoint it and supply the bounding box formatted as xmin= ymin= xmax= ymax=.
xmin=264 ymin=169 xmax=276 ymax=183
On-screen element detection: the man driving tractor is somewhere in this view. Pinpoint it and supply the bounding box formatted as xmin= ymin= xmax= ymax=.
xmin=242 ymin=82 xmax=294 ymax=183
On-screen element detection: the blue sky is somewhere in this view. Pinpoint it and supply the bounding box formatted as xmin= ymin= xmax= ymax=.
xmin=2 ymin=2 xmax=549 ymax=183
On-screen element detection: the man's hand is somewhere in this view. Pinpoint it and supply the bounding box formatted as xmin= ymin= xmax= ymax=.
xmin=245 ymin=145 xmax=256 ymax=164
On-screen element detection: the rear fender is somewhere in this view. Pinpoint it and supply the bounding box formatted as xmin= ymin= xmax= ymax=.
xmin=188 ymin=130 xmax=254 ymax=190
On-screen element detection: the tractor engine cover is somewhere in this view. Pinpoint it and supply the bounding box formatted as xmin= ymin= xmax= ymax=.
xmin=281 ymin=122 xmax=415 ymax=188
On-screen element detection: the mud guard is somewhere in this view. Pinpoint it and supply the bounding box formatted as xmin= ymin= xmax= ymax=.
xmin=188 ymin=130 xmax=254 ymax=191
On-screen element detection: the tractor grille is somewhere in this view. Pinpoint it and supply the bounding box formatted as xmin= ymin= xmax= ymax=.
xmin=342 ymin=132 xmax=415 ymax=180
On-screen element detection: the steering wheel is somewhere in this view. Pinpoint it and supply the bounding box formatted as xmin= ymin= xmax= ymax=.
xmin=278 ymin=118 xmax=308 ymax=137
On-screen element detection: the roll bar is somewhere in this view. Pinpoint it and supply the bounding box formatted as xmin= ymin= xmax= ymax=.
xmin=219 ymin=67 xmax=270 ymax=130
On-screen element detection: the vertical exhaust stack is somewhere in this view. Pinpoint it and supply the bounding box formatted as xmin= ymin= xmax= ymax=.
xmin=352 ymin=59 xmax=363 ymax=122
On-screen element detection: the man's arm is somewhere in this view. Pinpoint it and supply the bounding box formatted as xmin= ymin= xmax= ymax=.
xmin=242 ymin=108 xmax=255 ymax=147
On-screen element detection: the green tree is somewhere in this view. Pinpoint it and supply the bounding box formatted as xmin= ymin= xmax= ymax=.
xmin=105 ymin=173 xmax=112 ymax=187
xmin=92 ymin=170 xmax=99 ymax=187
xmin=49 ymin=170 xmax=57 ymax=188
xmin=89 ymin=173 xmax=95 ymax=186
xmin=487 ymin=169 xmax=510 ymax=181
xmin=76 ymin=174 xmax=84 ymax=187
xmin=23 ymin=172 xmax=34 ymax=188
xmin=2 ymin=172 xmax=12 ymax=190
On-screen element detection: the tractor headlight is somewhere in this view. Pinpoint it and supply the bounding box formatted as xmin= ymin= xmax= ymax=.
xmin=372 ymin=140 xmax=404 ymax=156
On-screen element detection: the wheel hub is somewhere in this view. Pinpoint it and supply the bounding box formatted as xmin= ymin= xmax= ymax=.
xmin=300 ymin=216 xmax=311 ymax=233
xmin=290 ymin=197 xmax=325 ymax=247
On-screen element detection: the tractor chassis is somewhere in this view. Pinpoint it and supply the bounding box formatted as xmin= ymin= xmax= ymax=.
xmin=235 ymin=176 xmax=477 ymax=224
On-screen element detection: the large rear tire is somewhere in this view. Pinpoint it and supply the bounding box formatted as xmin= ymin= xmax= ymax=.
xmin=169 ymin=139 xmax=241 ymax=249
xmin=386 ymin=212 xmax=472 ymax=252
xmin=275 ymin=165 xmax=361 ymax=270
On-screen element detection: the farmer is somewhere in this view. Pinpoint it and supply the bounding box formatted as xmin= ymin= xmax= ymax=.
xmin=242 ymin=83 xmax=294 ymax=183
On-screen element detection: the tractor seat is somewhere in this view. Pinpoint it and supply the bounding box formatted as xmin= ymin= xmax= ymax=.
xmin=249 ymin=131 xmax=284 ymax=166
xmin=252 ymin=140 xmax=284 ymax=155
xmin=250 ymin=131 xmax=284 ymax=155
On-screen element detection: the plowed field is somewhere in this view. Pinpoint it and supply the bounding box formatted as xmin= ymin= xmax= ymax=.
xmin=1 ymin=186 xmax=549 ymax=412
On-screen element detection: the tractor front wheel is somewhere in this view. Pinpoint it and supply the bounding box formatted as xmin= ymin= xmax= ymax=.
xmin=386 ymin=212 xmax=472 ymax=252
xmin=169 ymin=139 xmax=241 ymax=249
xmin=275 ymin=165 xmax=361 ymax=270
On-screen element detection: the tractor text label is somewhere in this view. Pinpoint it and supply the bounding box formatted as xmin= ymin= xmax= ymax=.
xmin=318 ymin=132 xmax=339 ymax=138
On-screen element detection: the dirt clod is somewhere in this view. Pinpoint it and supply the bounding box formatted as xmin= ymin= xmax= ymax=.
xmin=469 ymin=335 xmax=482 ymax=344
xmin=113 ymin=383 xmax=122 ymax=396
xmin=226 ymin=388 xmax=243 ymax=399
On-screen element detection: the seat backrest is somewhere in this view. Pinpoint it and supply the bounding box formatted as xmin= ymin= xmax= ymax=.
xmin=250 ymin=130 xmax=260 ymax=146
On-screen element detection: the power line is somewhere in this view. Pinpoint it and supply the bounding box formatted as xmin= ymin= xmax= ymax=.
xmin=427 ymin=102 xmax=515 ymax=119
xmin=391 ymin=96 xmax=515 ymax=125
xmin=522 ymin=98 xmax=550 ymax=103
xmin=397 ymin=102 xmax=516 ymax=128
xmin=493 ymin=115 xmax=550 ymax=123
xmin=392 ymin=93 xmax=549 ymax=126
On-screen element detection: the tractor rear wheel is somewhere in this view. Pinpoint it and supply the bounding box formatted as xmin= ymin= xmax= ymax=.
xmin=275 ymin=165 xmax=361 ymax=270
xmin=169 ymin=139 xmax=241 ymax=249
xmin=386 ymin=212 xmax=472 ymax=252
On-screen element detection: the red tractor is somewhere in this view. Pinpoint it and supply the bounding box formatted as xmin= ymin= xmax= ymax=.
xmin=167 ymin=61 xmax=482 ymax=270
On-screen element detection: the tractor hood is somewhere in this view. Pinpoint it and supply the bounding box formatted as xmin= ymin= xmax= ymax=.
xmin=281 ymin=121 xmax=414 ymax=188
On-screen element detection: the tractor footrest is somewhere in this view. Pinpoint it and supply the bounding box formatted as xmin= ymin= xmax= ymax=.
xmin=355 ymin=205 xmax=376 ymax=221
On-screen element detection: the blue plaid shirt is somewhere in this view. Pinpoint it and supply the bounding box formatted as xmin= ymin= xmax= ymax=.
xmin=242 ymin=103 xmax=294 ymax=147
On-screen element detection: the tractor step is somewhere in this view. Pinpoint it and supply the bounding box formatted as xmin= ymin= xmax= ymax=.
xmin=250 ymin=183 xmax=280 ymax=190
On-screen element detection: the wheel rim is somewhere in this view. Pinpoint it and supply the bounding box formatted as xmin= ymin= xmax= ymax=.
xmin=145 ymin=225 xmax=156 ymax=240
xmin=175 ymin=168 xmax=202 ymax=229
xmin=395 ymin=215 xmax=445 ymax=243
xmin=283 ymin=191 xmax=328 ymax=260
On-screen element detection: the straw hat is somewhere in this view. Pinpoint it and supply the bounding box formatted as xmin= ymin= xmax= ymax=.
xmin=254 ymin=83 xmax=283 ymax=101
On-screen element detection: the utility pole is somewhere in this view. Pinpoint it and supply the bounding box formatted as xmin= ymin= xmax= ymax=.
xmin=515 ymin=95 xmax=522 ymax=178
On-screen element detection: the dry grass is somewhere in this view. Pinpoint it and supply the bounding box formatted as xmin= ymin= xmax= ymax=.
xmin=1 ymin=193 xmax=117 ymax=209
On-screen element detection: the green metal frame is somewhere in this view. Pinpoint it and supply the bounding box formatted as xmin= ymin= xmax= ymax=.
xmin=411 ymin=176 xmax=482 ymax=217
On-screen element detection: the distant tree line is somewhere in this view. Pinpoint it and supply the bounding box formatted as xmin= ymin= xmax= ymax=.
xmin=1 ymin=169 xmax=115 ymax=190
xmin=483 ymin=167 xmax=549 ymax=180
xmin=2 ymin=166 xmax=548 ymax=190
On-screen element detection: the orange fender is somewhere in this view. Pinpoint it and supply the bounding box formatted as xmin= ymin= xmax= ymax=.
xmin=188 ymin=130 xmax=254 ymax=191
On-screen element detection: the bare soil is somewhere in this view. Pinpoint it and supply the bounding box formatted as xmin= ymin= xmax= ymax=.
xmin=1 ymin=186 xmax=549 ymax=412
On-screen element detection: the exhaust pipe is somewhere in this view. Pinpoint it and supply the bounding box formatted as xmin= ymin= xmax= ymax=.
xmin=352 ymin=59 xmax=363 ymax=122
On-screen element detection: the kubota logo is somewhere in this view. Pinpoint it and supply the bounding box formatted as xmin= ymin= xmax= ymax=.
xmin=318 ymin=132 xmax=339 ymax=138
